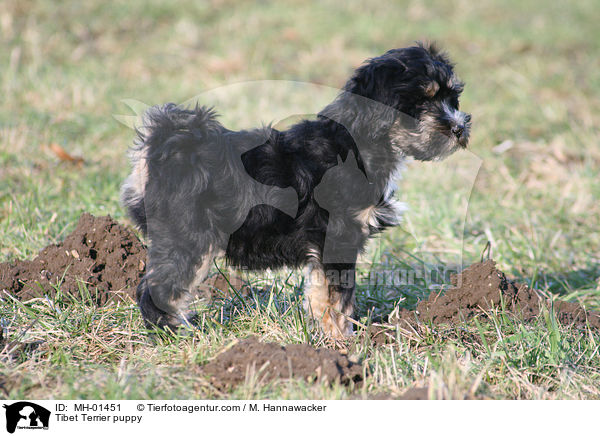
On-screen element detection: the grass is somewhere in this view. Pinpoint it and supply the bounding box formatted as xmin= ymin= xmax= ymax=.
xmin=1 ymin=0 xmax=600 ymax=399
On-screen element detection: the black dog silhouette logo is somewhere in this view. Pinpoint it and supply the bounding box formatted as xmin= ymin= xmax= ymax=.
xmin=3 ymin=402 xmax=50 ymax=433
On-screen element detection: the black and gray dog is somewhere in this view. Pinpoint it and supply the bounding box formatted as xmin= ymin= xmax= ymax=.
xmin=121 ymin=42 xmax=471 ymax=338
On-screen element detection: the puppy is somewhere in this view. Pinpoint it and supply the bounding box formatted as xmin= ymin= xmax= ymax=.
xmin=121 ymin=42 xmax=471 ymax=338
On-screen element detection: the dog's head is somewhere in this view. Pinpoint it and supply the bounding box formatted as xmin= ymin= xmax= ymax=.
xmin=339 ymin=42 xmax=471 ymax=161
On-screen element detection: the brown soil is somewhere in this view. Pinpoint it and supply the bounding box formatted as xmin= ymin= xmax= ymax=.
xmin=398 ymin=386 xmax=429 ymax=400
xmin=201 ymin=336 xmax=363 ymax=390
xmin=0 ymin=213 xmax=146 ymax=304
xmin=393 ymin=260 xmax=600 ymax=330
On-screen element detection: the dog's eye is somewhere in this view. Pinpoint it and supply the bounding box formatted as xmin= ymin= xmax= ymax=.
xmin=424 ymin=81 xmax=439 ymax=98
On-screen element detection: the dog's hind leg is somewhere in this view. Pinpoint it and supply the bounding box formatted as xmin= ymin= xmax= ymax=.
xmin=304 ymin=260 xmax=356 ymax=338
xmin=137 ymin=235 xmax=222 ymax=331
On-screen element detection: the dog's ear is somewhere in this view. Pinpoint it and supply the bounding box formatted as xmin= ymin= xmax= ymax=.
xmin=342 ymin=58 xmax=406 ymax=141
xmin=347 ymin=58 xmax=406 ymax=96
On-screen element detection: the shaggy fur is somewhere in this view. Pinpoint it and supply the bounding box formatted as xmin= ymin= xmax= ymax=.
xmin=121 ymin=42 xmax=471 ymax=337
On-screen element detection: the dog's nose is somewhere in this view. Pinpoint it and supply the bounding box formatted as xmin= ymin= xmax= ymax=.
xmin=451 ymin=124 xmax=464 ymax=138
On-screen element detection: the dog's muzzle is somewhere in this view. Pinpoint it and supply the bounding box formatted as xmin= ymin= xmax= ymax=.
xmin=451 ymin=112 xmax=471 ymax=147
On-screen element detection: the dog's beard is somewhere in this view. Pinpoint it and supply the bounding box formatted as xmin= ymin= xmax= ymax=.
xmin=389 ymin=109 xmax=470 ymax=162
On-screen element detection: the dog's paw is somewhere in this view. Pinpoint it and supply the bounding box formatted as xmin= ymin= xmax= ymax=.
xmin=313 ymin=307 xmax=354 ymax=340
xmin=137 ymin=280 xmax=196 ymax=333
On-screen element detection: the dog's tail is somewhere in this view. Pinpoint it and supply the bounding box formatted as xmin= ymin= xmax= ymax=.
xmin=120 ymin=103 xmax=220 ymax=235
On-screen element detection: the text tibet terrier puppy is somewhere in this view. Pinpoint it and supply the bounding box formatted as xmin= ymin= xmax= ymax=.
xmin=121 ymin=42 xmax=471 ymax=338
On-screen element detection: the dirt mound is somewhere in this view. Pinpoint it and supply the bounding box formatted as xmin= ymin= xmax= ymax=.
xmin=0 ymin=213 xmax=146 ymax=304
xmin=393 ymin=260 xmax=600 ymax=329
xmin=201 ymin=336 xmax=363 ymax=389
xmin=398 ymin=386 xmax=429 ymax=400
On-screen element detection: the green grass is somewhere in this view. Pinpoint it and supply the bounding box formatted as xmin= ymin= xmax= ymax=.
xmin=1 ymin=0 xmax=600 ymax=399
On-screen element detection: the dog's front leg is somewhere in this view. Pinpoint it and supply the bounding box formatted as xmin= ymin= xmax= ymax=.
xmin=304 ymin=261 xmax=356 ymax=338
xmin=137 ymin=237 xmax=220 ymax=331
